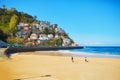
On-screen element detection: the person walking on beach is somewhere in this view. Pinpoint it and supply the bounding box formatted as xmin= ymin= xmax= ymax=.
xmin=71 ymin=56 xmax=74 ymax=63
xmin=85 ymin=57 xmax=88 ymax=62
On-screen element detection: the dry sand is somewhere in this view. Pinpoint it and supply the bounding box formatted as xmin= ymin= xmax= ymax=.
xmin=0 ymin=52 xmax=120 ymax=80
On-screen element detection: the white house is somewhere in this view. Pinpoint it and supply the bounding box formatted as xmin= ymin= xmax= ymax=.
xmin=55 ymin=33 xmax=60 ymax=38
xmin=32 ymin=23 xmax=39 ymax=28
xmin=19 ymin=22 xmax=28 ymax=26
xmin=40 ymin=21 xmax=50 ymax=28
xmin=48 ymin=34 xmax=54 ymax=39
xmin=55 ymin=28 xmax=65 ymax=34
xmin=30 ymin=33 xmax=38 ymax=40
xmin=39 ymin=34 xmax=48 ymax=40
xmin=58 ymin=28 xmax=65 ymax=34
xmin=62 ymin=38 xmax=71 ymax=46
xmin=55 ymin=28 xmax=59 ymax=33
xmin=16 ymin=25 xmax=22 ymax=31
xmin=52 ymin=24 xmax=57 ymax=29
xmin=39 ymin=25 xmax=46 ymax=31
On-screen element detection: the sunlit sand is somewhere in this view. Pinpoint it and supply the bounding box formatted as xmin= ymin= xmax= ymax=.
xmin=0 ymin=52 xmax=120 ymax=80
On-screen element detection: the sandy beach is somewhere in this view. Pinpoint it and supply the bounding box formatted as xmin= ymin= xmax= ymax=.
xmin=0 ymin=51 xmax=120 ymax=80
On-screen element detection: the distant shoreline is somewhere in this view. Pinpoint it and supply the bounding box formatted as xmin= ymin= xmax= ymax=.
xmin=12 ymin=50 xmax=120 ymax=59
xmin=4 ymin=46 xmax=120 ymax=59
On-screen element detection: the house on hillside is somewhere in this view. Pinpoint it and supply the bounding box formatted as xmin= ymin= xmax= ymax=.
xmin=55 ymin=33 xmax=61 ymax=38
xmin=19 ymin=22 xmax=28 ymax=27
xmin=55 ymin=28 xmax=65 ymax=34
xmin=17 ymin=29 xmax=30 ymax=38
xmin=31 ymin=25 xmax=41 ymax=34
xmin=37 ymin=39 xmax=48 ymax=45
xmin=37 ymin=34 xmax=49 ymax=45
xmin=49 ymin=24 xmax=57 ymax=30
xmin=62 ymin=38 xmax=71 ymax=46
xmin=32 ymin=23 xmax=39 ymax=28
xmin=40 ymin=21 xmax=50 ymax=28
xmin=22 ymin=30 xmax=30 ymax=37
xmin=31 ymin=25 xmax=37 ymax=31
xmin=39 ymin=34 xmax=48 ymax=40
xmin=16 ymin=25 xmax=22 ymax=31
xmin=55 ymin=27 xmax=59 ymax=33
xmin=17 ymin=31 xmax=22 ymax=38
xmin=58 ymin=28 xmax=65 ymax=34
xmin=48 ymin=34 xmax=54 ymax=39
xmin=32 ymin=29 xmax=40 ymax=34
xmin=30 ymin=33 xmax=38 ymax=40
xmin=23 ymin=26 xmax=29 ymax=31
xmin=38 ymin=26 xmax=45 ymax=31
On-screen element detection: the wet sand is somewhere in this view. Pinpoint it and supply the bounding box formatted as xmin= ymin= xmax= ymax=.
xmin=0 ymin=52 xmax=120 ymax=80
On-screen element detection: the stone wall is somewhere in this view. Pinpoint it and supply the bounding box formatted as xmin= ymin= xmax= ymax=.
xmin=0 ymin=48 xmax=8 ymax=59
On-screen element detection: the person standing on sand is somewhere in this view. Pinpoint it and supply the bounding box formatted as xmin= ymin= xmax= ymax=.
xmin=85 ymin=57 xmax=88 ymax=62
xmin=71 ymin=56 xmax=74 ymax=63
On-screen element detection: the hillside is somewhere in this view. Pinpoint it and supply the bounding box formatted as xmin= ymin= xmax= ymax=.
xmin=0 ymin=5 xmax=77 ymax=47
xmin=0 ymin=7 xmax=35 ymax=32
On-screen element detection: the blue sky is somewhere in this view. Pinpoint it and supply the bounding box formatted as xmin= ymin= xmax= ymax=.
xmin=0 ymin=0 xmax=120 ymax=46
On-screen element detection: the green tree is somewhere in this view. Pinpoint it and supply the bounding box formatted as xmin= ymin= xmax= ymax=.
xmin=7 ymin=37 xmax=24 ymax=44
xmin=49 ymin=29 xmax=55 ymax=35
xmin=43 ymin=27 xmax=49 ymax=34
xmin=7 ymin=37 xmax=16 ymax=44
xmin=0 ymin=29 xmax=7 ymax=42
xmin=9 ymin=14 xmax=18 ymax=31
xmin=56 ymin=38 xmax=63 ymax=46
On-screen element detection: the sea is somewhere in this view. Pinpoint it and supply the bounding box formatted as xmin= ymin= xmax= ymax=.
xmin=59 ymin=46 xmax=120 ymax=58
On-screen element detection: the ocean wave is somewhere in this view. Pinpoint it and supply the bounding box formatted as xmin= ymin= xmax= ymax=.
xmin=35 ymin=50 xmax=120 ymax=58
xmin=58 ymin=50 xmax=71 ymax=53
xmin=58 ymin=50 xmax=120 ymax=58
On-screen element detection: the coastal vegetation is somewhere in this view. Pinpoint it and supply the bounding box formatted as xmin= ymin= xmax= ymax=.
xmin=0 ymin=5 xmax=77 ymax=47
